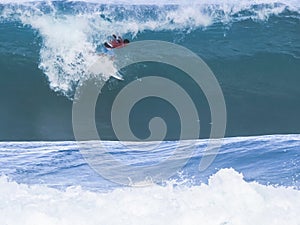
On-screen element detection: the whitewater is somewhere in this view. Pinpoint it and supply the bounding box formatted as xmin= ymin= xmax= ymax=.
xmin=1 ymin=168 xmax=299 ymax=225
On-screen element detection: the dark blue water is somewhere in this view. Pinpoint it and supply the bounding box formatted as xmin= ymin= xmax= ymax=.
xmin=0 ymin=134 xmax=299 ymax=190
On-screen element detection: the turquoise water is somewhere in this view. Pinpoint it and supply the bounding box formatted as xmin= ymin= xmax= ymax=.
xmin=0 ymin=1 xmax=300 ymax=140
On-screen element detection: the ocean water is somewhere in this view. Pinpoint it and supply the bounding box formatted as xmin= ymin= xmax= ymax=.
xmin=0 ymin=135 xmax=300 ymax=224
xmin=0 ymin=0 xmax=300 ymax=140
xmin=0 ymin=0 xmax=300 ymax=224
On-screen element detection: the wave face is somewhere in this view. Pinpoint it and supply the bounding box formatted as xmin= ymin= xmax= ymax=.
xmin=1 ymin=0 xmax=297 ymax=96
xmin=0 ymin=134 xmax=300 ymax=224
xmin=0 ymin=0 xmax=300 ymax=140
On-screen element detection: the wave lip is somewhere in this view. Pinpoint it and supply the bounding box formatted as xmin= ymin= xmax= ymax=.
xmin=0 ymin=0 xmax=299 ymax=6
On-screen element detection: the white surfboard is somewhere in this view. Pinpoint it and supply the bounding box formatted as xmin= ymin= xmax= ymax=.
xmin=113 ymin=71 xmax=124 ymax=80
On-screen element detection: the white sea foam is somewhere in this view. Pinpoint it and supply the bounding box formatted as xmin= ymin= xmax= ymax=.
xmin=0 ymin=0 xmax=299 ymax=7
xmin=0 ymin=168 xmax=299 ymax=225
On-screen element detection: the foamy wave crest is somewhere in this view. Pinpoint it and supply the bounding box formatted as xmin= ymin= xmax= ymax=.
xmin=1 ymin=168 xmax=299 ymax=225
xmin=0 ymin=0 xmax=299 ymax=96
xmin=0 ymin=0 xmax=300 ymax=7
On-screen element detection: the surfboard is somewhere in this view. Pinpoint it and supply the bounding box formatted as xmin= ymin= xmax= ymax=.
xmin=113 ymin=71 xmax=124 ymax=80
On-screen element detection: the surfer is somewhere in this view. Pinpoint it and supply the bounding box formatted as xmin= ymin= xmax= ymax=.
xmin=100 ymin=34 xmax=130 ymax=58
xmin=96 ymin=35 xmax=129 ymax=80
xmin=104 ymin=34 xmax=130 ymax=49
